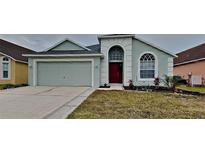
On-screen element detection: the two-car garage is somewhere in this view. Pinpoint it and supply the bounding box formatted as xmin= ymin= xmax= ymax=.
xmin=27 ymin=57 xmax=101 ymax=88
xmin=24 ymin=39 xmax=102 ymax=88
xmin=36 ymin=61 xmax=92 ymax=87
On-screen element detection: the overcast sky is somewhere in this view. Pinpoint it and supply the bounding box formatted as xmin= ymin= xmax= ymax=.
xmin=0 ymin=34 xmax=205 ymax=53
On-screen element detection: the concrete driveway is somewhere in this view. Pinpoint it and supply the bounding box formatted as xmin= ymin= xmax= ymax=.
xmin=0 ymin=86 xmax=91 ymax=119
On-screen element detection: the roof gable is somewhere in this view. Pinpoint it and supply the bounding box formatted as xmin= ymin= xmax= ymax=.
xmin=46 ymin=38 xmax=91 ymax=51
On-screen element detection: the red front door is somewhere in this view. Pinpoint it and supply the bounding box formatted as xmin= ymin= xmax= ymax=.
xmin=109 ymin=63 xmax=123 ymax=83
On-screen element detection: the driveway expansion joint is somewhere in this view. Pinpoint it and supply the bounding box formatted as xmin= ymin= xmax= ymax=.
xmin=44 ymin=88 xmax=95 ymax=119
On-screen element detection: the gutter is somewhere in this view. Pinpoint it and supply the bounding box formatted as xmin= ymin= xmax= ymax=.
xmin=174 ymin=57 xmax=205 ymax=66
xmin=22 ymin=53 xmax=104 ymax=58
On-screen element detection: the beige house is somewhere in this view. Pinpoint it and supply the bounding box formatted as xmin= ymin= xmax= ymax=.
xmin=174 ymin=43 xmax=205 ymax=85
xmin=0 ymin=39 xmax=35 ymax=85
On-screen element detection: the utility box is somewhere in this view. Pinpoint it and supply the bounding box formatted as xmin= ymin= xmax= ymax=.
xmin=191 ymin=75 xmax=202 ymax=86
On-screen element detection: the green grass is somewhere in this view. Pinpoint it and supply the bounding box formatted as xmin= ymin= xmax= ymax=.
xmin=177 ymin=85 xmax=205 ymax=93
xmin=68 ymin=90 xmax=205 ymax=119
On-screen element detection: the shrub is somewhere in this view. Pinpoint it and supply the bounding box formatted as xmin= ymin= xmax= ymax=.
xmin=173 ymin=76 xmax=187 ymax=85
xmin=0 ymin=84 xmax=27 ymax=90
xmin=128 ymin=80 xmax=135 ymax=90
xmin=154 ymin=77 xmax=160 ymax=86
xmin=161 ymin=75 xmax=179 ymax=92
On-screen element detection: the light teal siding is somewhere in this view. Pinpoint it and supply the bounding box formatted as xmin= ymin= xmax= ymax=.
xmin=132 ymin=39 xmax=173 ymax=86
xmin=28 ymin=57 xmax=101 ymax=88
xmin=51 ymin=40 xmax=85 ymax=51
xmin=37 ymin=62 xmax=92 ymax=86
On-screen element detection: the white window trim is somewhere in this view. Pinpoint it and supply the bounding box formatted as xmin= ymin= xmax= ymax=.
xmin=138 ymin=51 xmax=158 ymax=81
xmin=1 ymin=57 xmax=11 ymax=80
xmin=32 ymin=58 xmax=94 ymax=87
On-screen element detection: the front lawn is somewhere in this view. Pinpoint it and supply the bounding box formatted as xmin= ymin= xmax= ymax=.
xmin=68 ymin=90 xmax=205 ymax=119
xmin=177 ymin=85 xmax=205 ymax=93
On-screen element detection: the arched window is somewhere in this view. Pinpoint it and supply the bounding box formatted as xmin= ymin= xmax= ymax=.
xmin=109 ymin=46 xmax=123 ymax=61
xmin=140 ymin=53 xmax=155 ymax=79
xmin=3 ymin=57 xmax=9 ymax=61
xmin=2 ymin=57 xmax=10 ymax=79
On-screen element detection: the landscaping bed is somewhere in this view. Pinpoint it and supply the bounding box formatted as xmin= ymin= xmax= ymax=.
xmin=68 ymin=90 xmax=205 ymax=119
xmin=175 ymin=88 xmax=205 ymax=96
xmin=0 ymin=84 xmax=28 ymax=90
xmin=124 ymin=85 xmax=205 ymax=96
xmin=124 ymin=86 xmax=173 ymax=92
xmin=176 ymin=85 xmax=205 ymax=93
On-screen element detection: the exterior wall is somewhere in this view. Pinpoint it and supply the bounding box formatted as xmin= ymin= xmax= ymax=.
xmin=51 ymin=41 xmax=85 ymax=51
xmin=100 ymin=37 xmax=133 ymax=86
xmin=14 ymin=61 xmax=28 ymax=84
xmin=174 ymin=60 xmax=205 ymax=81
xmin=132 ymin=39 xmax=174 ymax=86
xmin=28 ymin=57 xmax=101 ymax=88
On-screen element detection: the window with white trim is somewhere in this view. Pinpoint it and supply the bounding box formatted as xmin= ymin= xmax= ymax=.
xmin=2 ymin=57 xmax=10 ymax=79
xmin=140 ymin=53 xmax=155 ymax=79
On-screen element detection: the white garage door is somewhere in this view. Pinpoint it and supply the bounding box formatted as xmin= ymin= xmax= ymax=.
xmin=37 ymin=61 xmax=92 ymax=86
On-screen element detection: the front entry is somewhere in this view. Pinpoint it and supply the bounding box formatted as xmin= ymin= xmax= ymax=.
xmin=109 ymin=63 xmax=123 ymax=83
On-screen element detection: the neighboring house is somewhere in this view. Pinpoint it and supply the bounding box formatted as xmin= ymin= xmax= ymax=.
xmin=23 ymin=34 xmax=176 ymax=88
xmin=0 ymin=39 xmax=35 ymax=85
xmin=174 ymin=43 xmax=205 ymax=85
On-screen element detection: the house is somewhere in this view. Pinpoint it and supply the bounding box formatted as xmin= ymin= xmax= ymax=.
xmin=174 ymin=43 xmax=205 ymax=85
xmin=23 ymin=34 xmax=176 ymax=88
xmin=0 ymin=39 xmax=35 ymax=85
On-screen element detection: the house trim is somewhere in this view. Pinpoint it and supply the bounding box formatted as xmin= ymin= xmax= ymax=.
xmin=0 ymin=51 xmax=28 ymax=64
xmin=23 ymin=54 xmax=104 ymax=58
xmin=174 ymin=57 xmax=205 ymax=66
xmin=32 ymin=58 xmax=94 ymax=87
xmin=138 ymin=51 xmax=158 ymax=81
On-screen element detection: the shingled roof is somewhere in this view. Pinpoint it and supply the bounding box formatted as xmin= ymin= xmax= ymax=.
xmin=86 ymin=44 xmax=100 ymax=52
xmin=174 ymin=43 xmax=205 ymax=66
xmin=0 ymin=39 xmax=35 ymax=62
